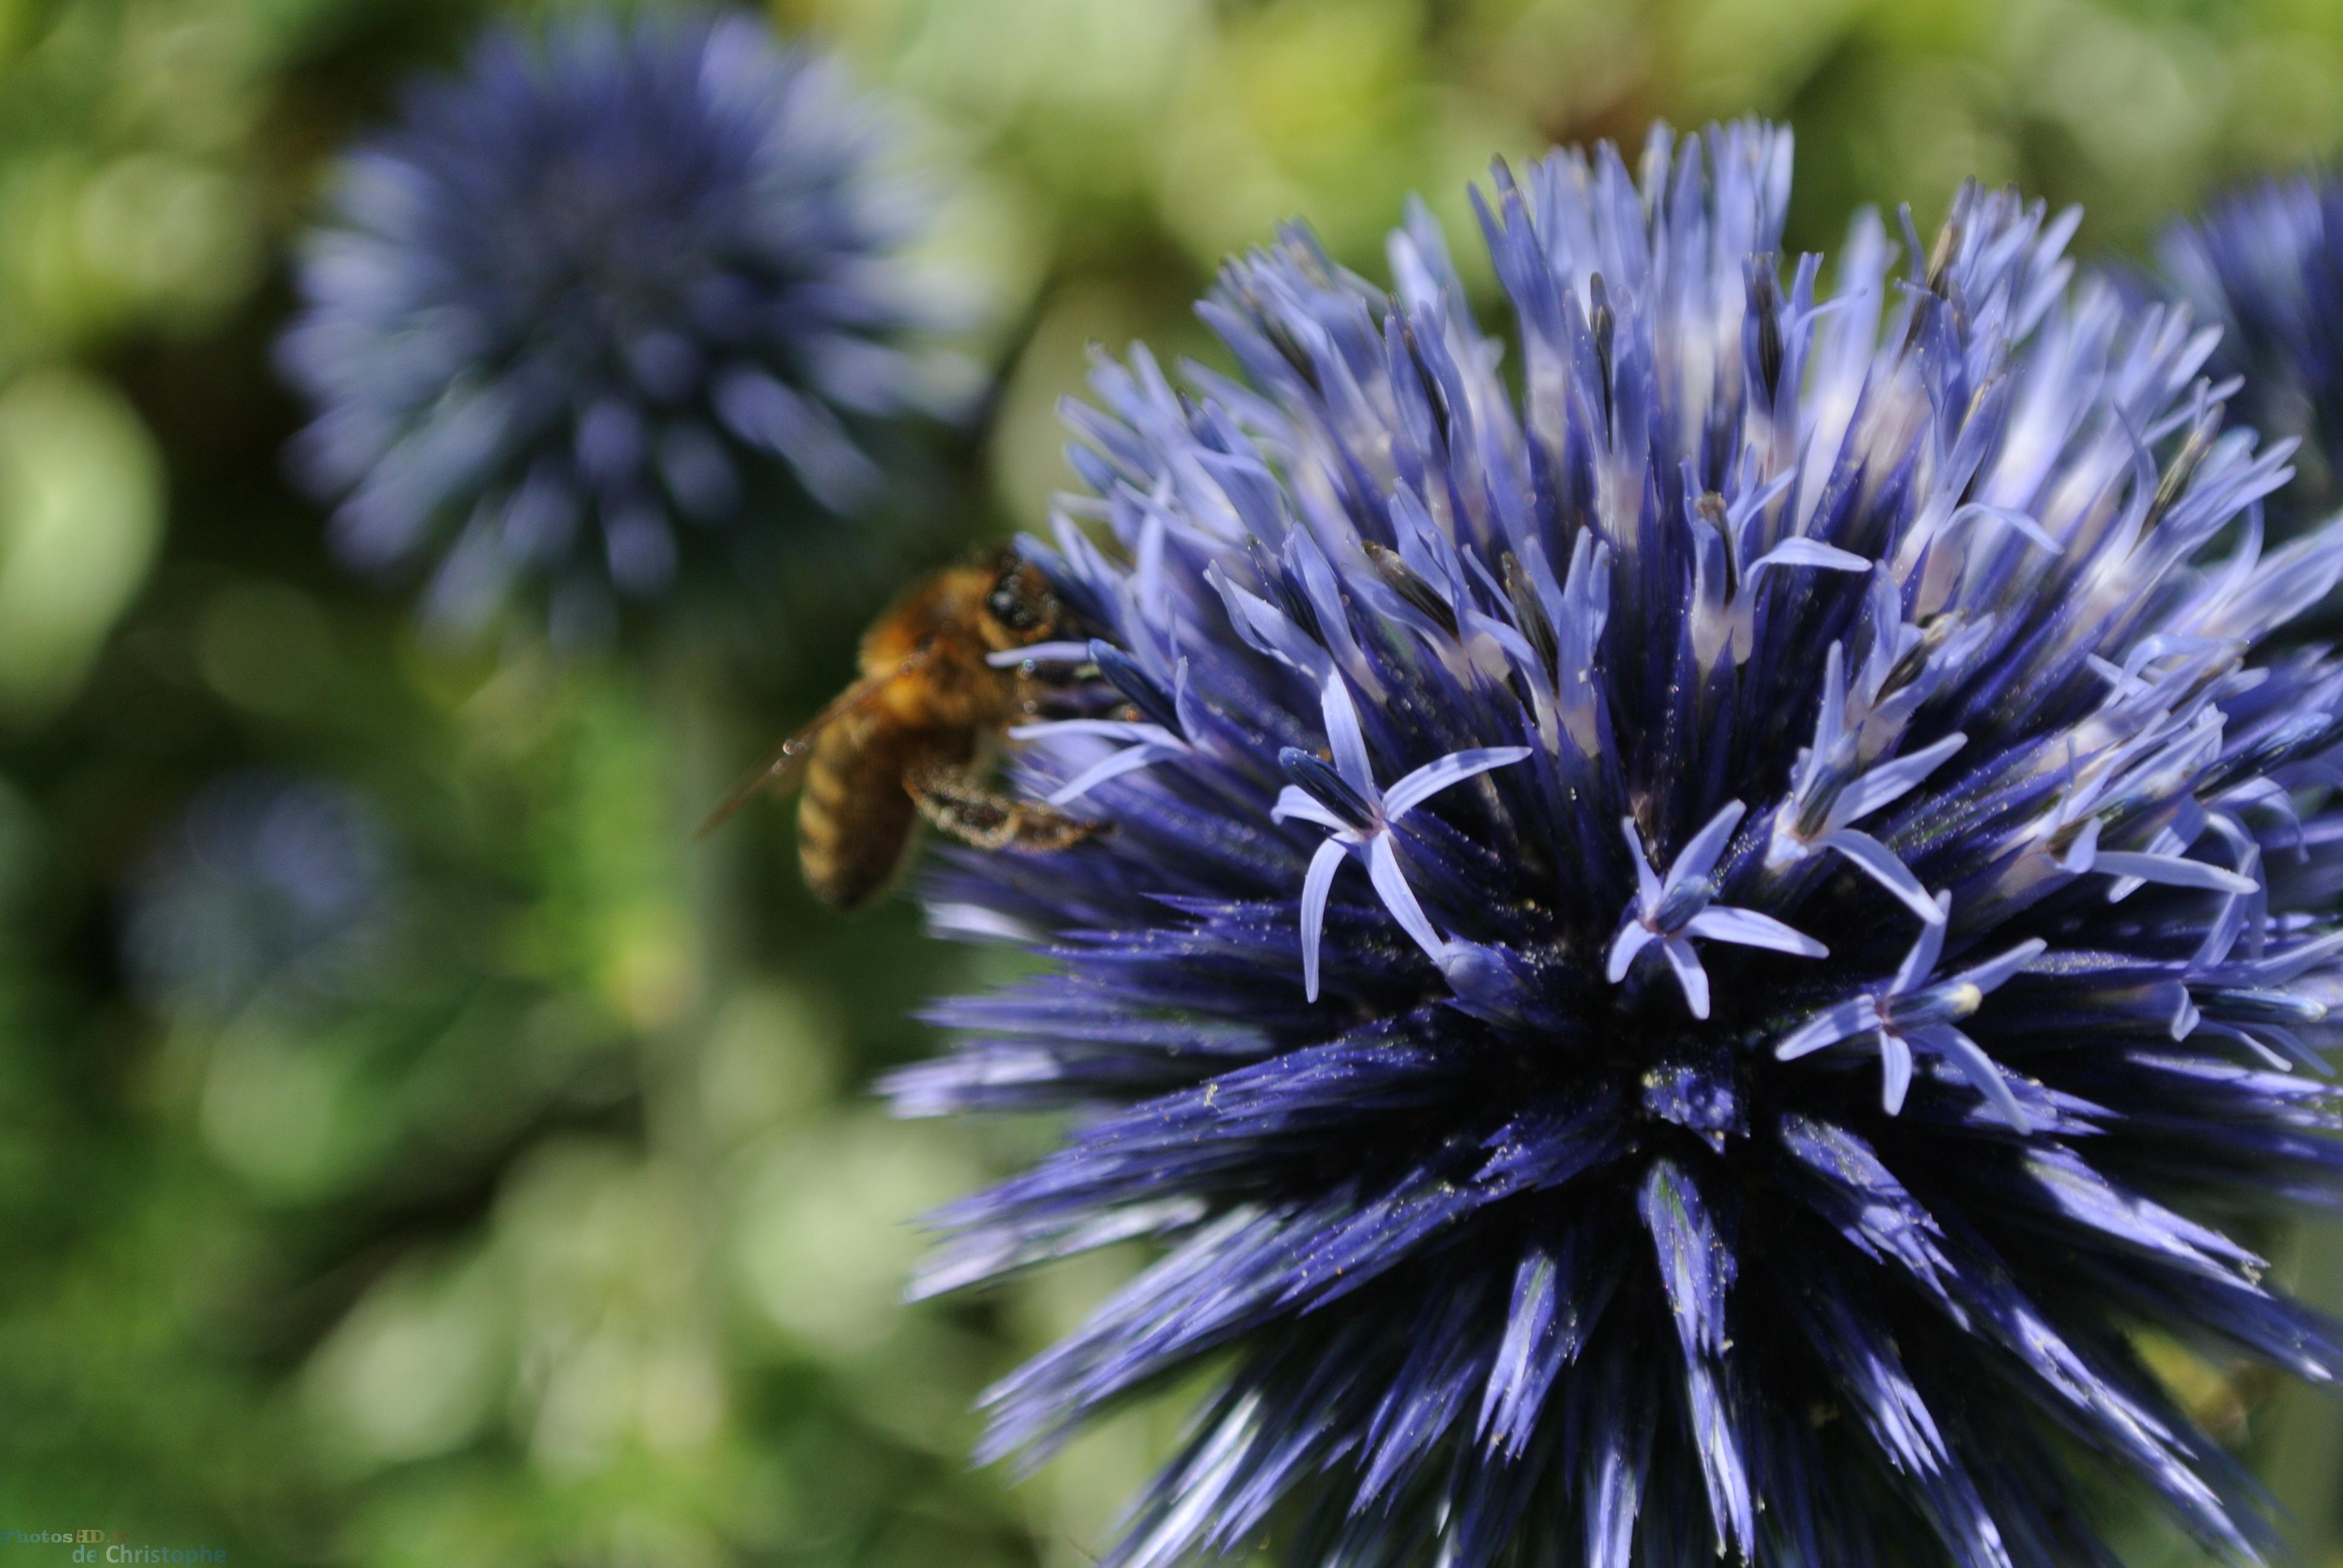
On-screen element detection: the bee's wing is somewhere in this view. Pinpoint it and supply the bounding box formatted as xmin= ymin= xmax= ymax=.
xmin=695 ymin=652 xmax=928 ymax=838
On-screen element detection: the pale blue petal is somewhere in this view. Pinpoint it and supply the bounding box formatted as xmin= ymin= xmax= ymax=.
xmin=1319 ymin=673 xmax=1376 ymax=797
xmin=1213 ymin=569 xmax=1330 ymax=678
xmin=1607 ymin=920 xmax=1657 ymax=983
xmin=1909 ymin=1022 xmax=2031 ymax=1132
xmin=1889 ymin=895 xmax=1955 ymax=992
xmin=2092 ymin=851 xmax=2258 ymax=895
xmin=2053 ymin=815 xmax=2102 ymax=875
xmin=1945 ymin=501 xmax=2063 ymax=556
xmin=1047 ymin=744 xmax=1176 ymax=806
xmin=1812 ymin=641 xmax=1847 ymax=760
xmin=1746 ymin=536 xmax=1870 ymax=575
xmin=1683 ymin=903 xmax=1827 ymax=958
xmin=1821 ymin=829 xmax=1944 ymax=924
xmin=2197 ymin=1021 xmax=2321 ymax=1076
xmin=1012 ymin=718 xmax=1183 ymax=746
xmin=1299 ymin=836 xmax=1347 ymax=1003
xmin=1382 ymin=746 xmax=1533 ymax=820
xmin=1951 ymin=938 xmax=2047 ymax=995
xmin=1834 ymin=733 xmax=1967 ymax=824
xmin=1662 ymin=936 xmax=1712 ymax=1019
xmin=2225 ymin=929 xmax=2343 ymax=988
xmin=1668 ymin=799 xmax=1748 ymax=885
xmin=1879 ymin=1030 xmax=1915 ymax=1115
xmin=1366 ymin=832 xmax=1447 ymax=962
xmin=1272 ymin=786 xmax=1348 ymax=831
xmin=986 ymin=640 xmax=1095 ymax=668
xmin=1775 ymin=998 xmax=1881 ymax=1059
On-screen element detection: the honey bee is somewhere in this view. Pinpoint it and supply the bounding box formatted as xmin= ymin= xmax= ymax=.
xmin=700 ymin=551 xmax=1108 ymax=909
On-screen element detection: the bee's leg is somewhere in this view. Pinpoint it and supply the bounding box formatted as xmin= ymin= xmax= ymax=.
xmin=1011 ymin=664 xmax=1113 ymax=724
xmin=905 ymin=762 xmax=1107 ymax=854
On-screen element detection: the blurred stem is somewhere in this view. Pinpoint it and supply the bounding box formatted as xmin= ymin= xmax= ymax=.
xmin=2261 ymin=1213 xmax=2343 ymax=1557
xmin=644 ymin=637 xmax=747 ymax=1330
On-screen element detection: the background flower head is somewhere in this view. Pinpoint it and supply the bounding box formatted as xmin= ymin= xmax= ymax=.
xmin=894 ymin=122 xmax=2343 ymax=1567
xmin=279 ymin=9 xmax=935 ymax=642
xmin=123 ymin=770 xmax=397 ymax=1019
xmin=2155 ymin=172 xmax=2343 ymax=543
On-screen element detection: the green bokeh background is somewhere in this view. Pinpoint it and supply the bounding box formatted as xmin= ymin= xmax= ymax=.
xmin=5 ymin=0 xmax=2343 ymax=1563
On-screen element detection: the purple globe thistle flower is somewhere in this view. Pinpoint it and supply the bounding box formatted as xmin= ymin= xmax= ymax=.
xmin=279 ymin=11 xmax=931 ymax=640
xmin=123 ymin=771 xmax=396 ymax=1018
xmin=890 ymin=121 xmax=2343 ymax=1566
xmin=2155 ymin=172 xmax=2343 ymax=536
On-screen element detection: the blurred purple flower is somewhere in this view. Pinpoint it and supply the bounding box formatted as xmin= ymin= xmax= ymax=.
xmin=2157 ymin=171 xmax=2343 ymax=537
xmin=280 ymin=10 xmax=931 ymax=641
xmin=123 ymin=771 xmax=396 ymax=1017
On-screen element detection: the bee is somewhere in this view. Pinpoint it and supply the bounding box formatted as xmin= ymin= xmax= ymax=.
xmin=700 ymin=551 xmax=1108 ymax=909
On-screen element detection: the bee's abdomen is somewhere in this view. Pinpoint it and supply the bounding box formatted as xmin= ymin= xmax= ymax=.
xmin=798 ymin=719 xmax=969 ymax=910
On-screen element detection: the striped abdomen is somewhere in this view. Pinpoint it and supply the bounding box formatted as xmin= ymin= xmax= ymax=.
xmin=797 ymin=710 xmax=975 ymax=910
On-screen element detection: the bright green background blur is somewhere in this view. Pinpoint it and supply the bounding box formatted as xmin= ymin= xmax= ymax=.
xmin=5 ymin=0 xmax=2343 ymax=1564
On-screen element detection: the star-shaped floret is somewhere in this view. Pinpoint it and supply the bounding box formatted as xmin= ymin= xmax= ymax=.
xmin=1775 ymin=893 xmax=2044 ymax=1128
xmin=1608 ymin=801 xmax=1826 ymax=1019
xmin=1272 ymin=673 xmax=1529 ymax=1001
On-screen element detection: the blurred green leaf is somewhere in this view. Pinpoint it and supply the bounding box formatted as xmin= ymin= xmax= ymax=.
xmin=0 ymin=367 xmax=158 ymax=717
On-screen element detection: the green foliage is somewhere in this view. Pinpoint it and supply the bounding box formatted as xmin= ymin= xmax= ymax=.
xmin=4 ymin=0 xmax=2343 ymax=1563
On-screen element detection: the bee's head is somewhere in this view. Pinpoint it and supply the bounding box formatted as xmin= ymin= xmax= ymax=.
xmin=980 ymin=553 xmax=1065 ymax=651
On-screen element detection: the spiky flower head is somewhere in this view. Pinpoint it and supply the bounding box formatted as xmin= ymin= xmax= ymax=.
xmin=2155 ymin=171 xmax=2343 ymax=539
xmin=123 ymin=771 xmax=396 ymax=1019
xmin=892 ymin=122 xmax=2343 ymax=1567
xmin=280 ymin=10 xmax=931 ymax=641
